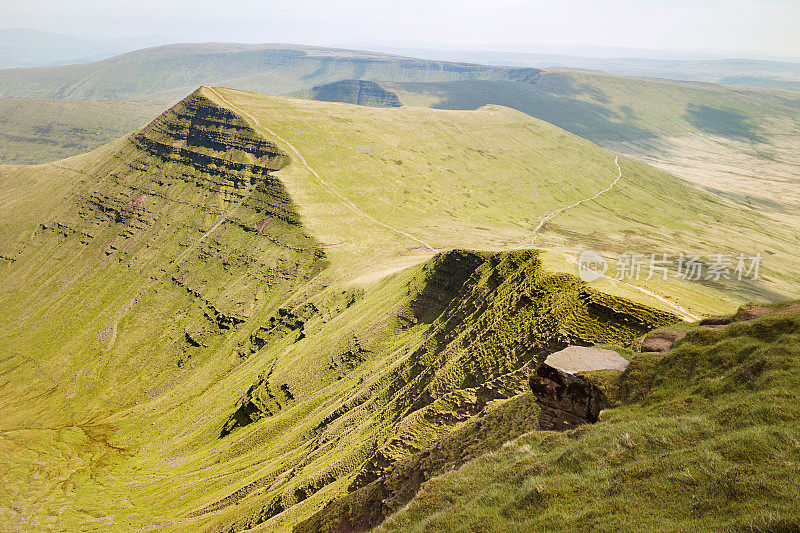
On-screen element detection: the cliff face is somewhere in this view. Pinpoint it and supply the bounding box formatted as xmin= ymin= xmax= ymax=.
xmin=132 ymin=89 xmax=290 ymax=177
xmin=290 ymin=250 xmax=676 ymax=533
xmin=306 ymin=80 xmax=402 ymax=108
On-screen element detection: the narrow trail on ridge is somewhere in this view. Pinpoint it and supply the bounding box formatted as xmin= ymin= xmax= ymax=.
xmin=558 ymin=252 xmax=702 ymax=322
xmin=531 ymin=155 xmax=623 ymax=241
xmin=209 ymin=89 xmax=699 ymax=322
xmin=524 ymin=156 xmax=701 ymax=321
xmin=206 ymin=86 xmax=436 ymax=251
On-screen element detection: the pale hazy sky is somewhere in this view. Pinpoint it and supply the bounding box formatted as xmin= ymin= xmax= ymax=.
xmin=3 ymin=0 xmax=800 ymax=57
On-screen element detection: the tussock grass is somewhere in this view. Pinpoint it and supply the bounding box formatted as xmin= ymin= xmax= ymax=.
xmin=375 ymin=307 xmax=800 ymax=532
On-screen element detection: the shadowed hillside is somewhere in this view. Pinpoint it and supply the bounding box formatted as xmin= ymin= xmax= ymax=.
xmin=294 ymin=80 xmax=402 ymax=108
xmin=380 ymin=72 xmax=800 ymax=218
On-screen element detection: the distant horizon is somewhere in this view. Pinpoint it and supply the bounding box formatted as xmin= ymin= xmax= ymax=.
xmin=3 ymin=26 xmax=800 ymax=65
xmin=2 ymin=0 xmax=799 ymax=61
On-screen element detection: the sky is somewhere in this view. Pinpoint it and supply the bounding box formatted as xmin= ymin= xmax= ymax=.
xmin=3 ymin=0 xmax=800 ymax=59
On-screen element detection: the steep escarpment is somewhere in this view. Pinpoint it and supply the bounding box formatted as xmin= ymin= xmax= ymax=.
xmin=132 ymin=88 xmax=289 ymax=176
xmin=300 ymin=300 xmax=800 ymax=533
xmin=0 ymin=86 xmax=325 ymax=414
xmin=300 ymin=80 xmax=402 ymax=108
xmin=0 ymin=43 xmax=545 ymax=100
xmin=207 ymin=250 xmax=675 ymax=533
xmin=363 ymin=302 xmax=800 ymax=533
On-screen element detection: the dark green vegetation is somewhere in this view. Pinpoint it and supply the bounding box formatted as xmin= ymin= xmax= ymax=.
xmin=372 ymin=302 xmax=800 ymax=532
xmin=684 ymin=103 xmax=762 ymax=142
xmin=0 ymin=98 xmax=167 ymax=164
xmin=0 ymin=86 xmax=798 ymax=531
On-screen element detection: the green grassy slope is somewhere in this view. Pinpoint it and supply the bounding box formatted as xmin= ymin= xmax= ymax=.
xmin=0 ymin=98 xmax=168 ymax=164
xmin=4 ymin=43 xmax=798 ymax=221
xmin=372 ymin=302 xmax=800 ymax=533
xmin=378 ymin=72 xmax=800 ymax=217
xmin=0 ymin=87 xmax=797 ymax=532
xmin=209 ymin=87 xmax=798 ymax=312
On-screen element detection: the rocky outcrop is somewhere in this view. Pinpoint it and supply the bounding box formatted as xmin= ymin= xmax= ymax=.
xmin=221 ymin=369 xmax=295 ymax=437
xmin=132 ymin=88 xmax=290 ymax=183
xmin=641 ymin=329 xmax=687 ymax=353
xmin=530 ymin=363 xmax=608 ymax=430
xmin=530 ymin=346 xmax=631 ymax=430
xmin=542 ymin=346 xmax=630 ymax=374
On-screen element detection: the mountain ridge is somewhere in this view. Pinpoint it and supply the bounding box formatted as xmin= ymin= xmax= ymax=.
xmin=0 ymin=86 xmax=797 ymax=531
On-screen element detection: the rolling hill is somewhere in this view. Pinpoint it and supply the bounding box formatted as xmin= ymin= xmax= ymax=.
xmin=310 ymin=72 xmax=800 ymax=219
xmin=1 ymin=86 xmax=799 ymax=531
xmin=0 ymin=98 xmax=168 ymax=164
xmin=1 ymin=43 xmax=797 ymax=224
xmin=0 ymin=43 xmax=545 ymax=101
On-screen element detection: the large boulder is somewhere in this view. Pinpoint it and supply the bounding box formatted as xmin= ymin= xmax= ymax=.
xmin=530 ymin=346 xmax=630 ymax=431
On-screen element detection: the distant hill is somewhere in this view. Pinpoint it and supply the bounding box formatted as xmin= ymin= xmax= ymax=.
xmin=0 ymin=98 xmax=167 ymax=164
xmin=304 ymin=72 xmax=800 ymax=224
xmin=369 ymin=46 xmax=800 ymax=91
xmin=2 ymin=43 xmax=798 ymax=222
xmin=293 ymin=79 xmax=402 ymax=107
xmin=0 ymin=42 xmax=545 ymax=100
xmin=0 ymin=28 xmax=169 ymax=68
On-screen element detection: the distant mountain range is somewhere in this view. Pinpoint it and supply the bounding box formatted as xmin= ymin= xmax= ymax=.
xmin=3 ymin=28 xmax=800 ymax=90
xmin=365 ymin=46 xmax=800 ymax=91
xmin=0 ymin=27 xmax=171 ymax=68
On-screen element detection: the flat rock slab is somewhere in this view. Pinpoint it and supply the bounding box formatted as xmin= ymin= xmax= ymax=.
xmin=641 ymin=329 xmax=687 ymax=353
xmin=544 ymin=346 xmax=629 ymax=374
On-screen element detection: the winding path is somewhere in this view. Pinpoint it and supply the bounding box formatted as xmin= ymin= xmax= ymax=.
xmin=558 ymin=251 xmax=701 ymax=321
xmin=206 ymin=87 xmax=436 ymax=251
xmin=209 ymin=90 xmax=697 ymax=321
xmin=531 ymin=155 xmax=623 ymax=242
xmin=525 ymin=156 xmax=700 ymax=321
